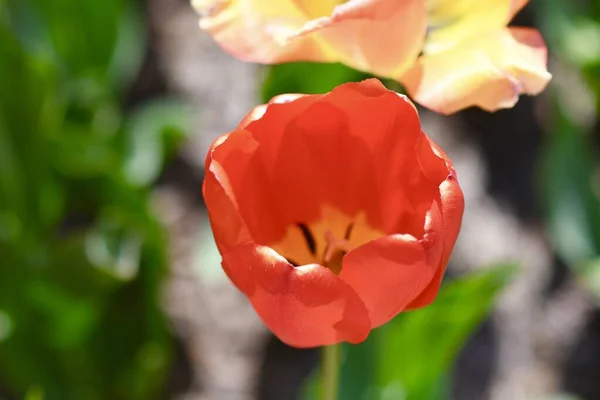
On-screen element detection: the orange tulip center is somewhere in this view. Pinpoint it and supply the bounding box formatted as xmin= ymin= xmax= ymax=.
xmin=269 ymin=206 xmax=384 ymax=274
xmin=284 ymin=223 xmax=353 ymax=274
xmin=295 ymin=0 xmax=346 ymax=19
xmin=321 ymin=228 xmax=352 ymax=274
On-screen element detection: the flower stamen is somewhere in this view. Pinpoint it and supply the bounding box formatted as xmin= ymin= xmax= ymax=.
xmin=297 ymin=222 xmax=317 ymax=255
xmin=323 ymin=229 xmax=352 ymax=274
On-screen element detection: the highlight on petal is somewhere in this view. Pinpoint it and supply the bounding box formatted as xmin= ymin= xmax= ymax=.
xmin=241 ymin=79 xmax=418 ymax=231
xmin=424 ymin=0 xmax=527 ymax=53
xmin=192 ymin=0 xmax=326 ymax=63
xmin=221 ymin=244 xmax=372 ymax=347
xmin=340 ymin=233 xmax=439 ymax=328
xmin=406 ymin=137 xmax=463 ymax=311
xmin=401 ymin=27 xmax=552 ymax=114
xmin=237 ymin=93 xmax=308 ymax=129
xmin=288 ymin=0 xmax=428 ymax=77
xmin=207 ymin=128 xmax=290 ymax=246
xmin=315 ymin=79 xmax=427 ymax=231
xmin=203 ymin=133 xmax=256 ymax=254
xmin=405 ymin=176 xmax=465 ymax=310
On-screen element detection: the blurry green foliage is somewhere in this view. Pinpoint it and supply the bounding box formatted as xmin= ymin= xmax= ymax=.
xmin=24 ymin=387 xmax=45 ymax=400
xmin=536 ymin=0 xmax=600 ymax=301
xmin=0 ymin=0 xmax=189 ymax=398
xmin=536 ymin=0 xmax=600 ymax=97
xmin=124 ymin=98 xmax=191 ymax=187
xmin=262 ymin=62 xmax=371 ymax=103
xmin=537 ymin=395 xmax=583 ymax=400
xmin=540 ymin=98 xmax=600 ymax=279
xmin=302 ymin=265 xmax=516 ymax=400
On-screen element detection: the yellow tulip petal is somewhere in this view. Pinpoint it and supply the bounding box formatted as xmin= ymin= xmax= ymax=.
xmin=192 ymin=0 xmax=327 ymax=63
xmin=293 ymin=0 xmax=344 ymax=19
xmin=289 ymin=0 xmax=428 ymax=78
xmin=401 ymin=27 xmax=551 ymax=115
xmin=424 ymin=0 xmax=528 ymax=53
xmin=509 ymin=0 xmax=529 ymax=18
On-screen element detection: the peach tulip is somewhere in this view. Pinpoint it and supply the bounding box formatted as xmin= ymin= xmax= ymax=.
xmin=193 ymin=0 xmax=551 ymax=114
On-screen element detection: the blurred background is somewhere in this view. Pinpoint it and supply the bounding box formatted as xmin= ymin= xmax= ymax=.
xmin=1 ymin=0 xmax=600 ymax=399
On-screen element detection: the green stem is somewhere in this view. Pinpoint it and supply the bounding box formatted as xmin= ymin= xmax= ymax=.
xmin=322 ymin=344 xmax=341 ymax=400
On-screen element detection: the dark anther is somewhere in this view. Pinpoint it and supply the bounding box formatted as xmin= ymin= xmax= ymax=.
xmin=286 ymin=258 xmax=300 ymax=267
xmin=344 ymin=223 xmax=354 ymax=240
xmin=296 ymin=223 xmax=317 ymax=255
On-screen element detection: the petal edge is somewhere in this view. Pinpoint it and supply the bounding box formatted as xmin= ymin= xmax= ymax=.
xmin=222 ymin=244 xmax=372 ymax=347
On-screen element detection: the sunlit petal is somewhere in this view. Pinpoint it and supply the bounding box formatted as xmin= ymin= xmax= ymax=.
xmin=424 ymin=0 xmax=528 ymax=53
xmin=192 ymin=0 xmax=326 ymax=63
xmin=406 ymin=176 xmax=465 ymax=309
xmin=221 ymin=244 xmax=371 ymax=347
xmin=288 ymin=0 xmax=427 ymax=77
xmin=340 ymin=232 xmax=439 ymax=327
xmin=401 ymin=27 xmax=551 ymax=115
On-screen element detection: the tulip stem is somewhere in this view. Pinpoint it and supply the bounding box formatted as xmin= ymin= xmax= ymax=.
xmin=322 ymin=344 xmax=341 ymax=400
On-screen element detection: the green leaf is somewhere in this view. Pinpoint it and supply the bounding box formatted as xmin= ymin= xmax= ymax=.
xmin=0 ymin=118 xmax=27 ymax=237
xmin=0 ymin=230 xmax=171 ymax=400
xmin=303 ymin=266 xmax=516 ymax=400
xmin=30 ymin=0 xmax=122 ymax=78
xmin=262 ymin=62 xmax=371 ymax=103
xmin=536 ymin=0 xmax=600 ymax=68
xmin=375 ymin=265 xmax=517 ymax=400
xmin=574 ymin=258 xmax=600 ymax=305
xmin=539 ymin=97 xmax=600 ymax=266
xmin=85 ymin=218 xmax=143 ymax=281
xmin=49 ymin=125 xmax=121 ymax=178
xmin=0 ymin=22 xmax=62 ymax=237
xmin=340 ymin=334 xmax=378 ymax=400
xmin=0 ymin=237 xmax=123 ymax=399
xmin=24 ymin=386 xmax=45 ymax=400
xmin=108 ymin=1 xmax=146 ymax=89
xmin=0 ymin=4 xmax=174 ymax=398
xmin=123 ymin=98 xmax=190 ymax=186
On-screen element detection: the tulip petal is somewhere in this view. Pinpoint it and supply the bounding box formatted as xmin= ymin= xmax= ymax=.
xmin=238 ymin=93 xmax=310 ymax=129
xmin=290 ymin=0 xmax=427 ymax=77
xmin=222 ymin=244 xmax=372 ymax=347
xmin=509 ymin=0 xmax=529 ymax=18
xmin=203 ymin=158 xmax=252 ymax=254
xmin=406 ymin=176 xmax=465 ymax=309
xmin=255 ymin=80 xmax=447 ymax=236
xmin=424 ymin=0 xmax=528 ymax=53
xmin=319 ymin=80 xmax=443 ymax=234
xmin=203 ymin=133 xmax=256 ymax=253
xmin=208 ymin=91 xmax=341 ymax=247
xmin=416 ymin=133 xmax=450 ymax=185
xmin=293 ymin=0 xmax=341 ymax=18
xmin=193 ymin=0 xmax=326 ymax=63
xmin=246 ymin=99 xmax=356 ymax=227
xmin=242 ymin=82 xmax=387 ymax=228
xmin=340 ymin=233 xmax=439 ymax=328
xmin=401 ymin=27 xmax=551 ymax=114
xmin=207 ymin=128 xmax=292 ymax=246
xmin=247 ymin=80 xmax=439 ymax=235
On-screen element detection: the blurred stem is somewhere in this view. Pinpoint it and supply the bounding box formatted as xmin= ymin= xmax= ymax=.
xmin=322 ymin=344 xmax=341 ymax=400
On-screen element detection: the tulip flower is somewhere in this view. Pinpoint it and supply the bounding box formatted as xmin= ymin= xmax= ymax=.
xmin=203 ymin=79 xmax=464 ymax=348
xmin=193 ymin=0 xmax=550 ymax=114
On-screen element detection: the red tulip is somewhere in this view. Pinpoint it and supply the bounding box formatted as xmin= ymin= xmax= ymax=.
xmin=203 ymin=79 xmax=464 ymax=348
